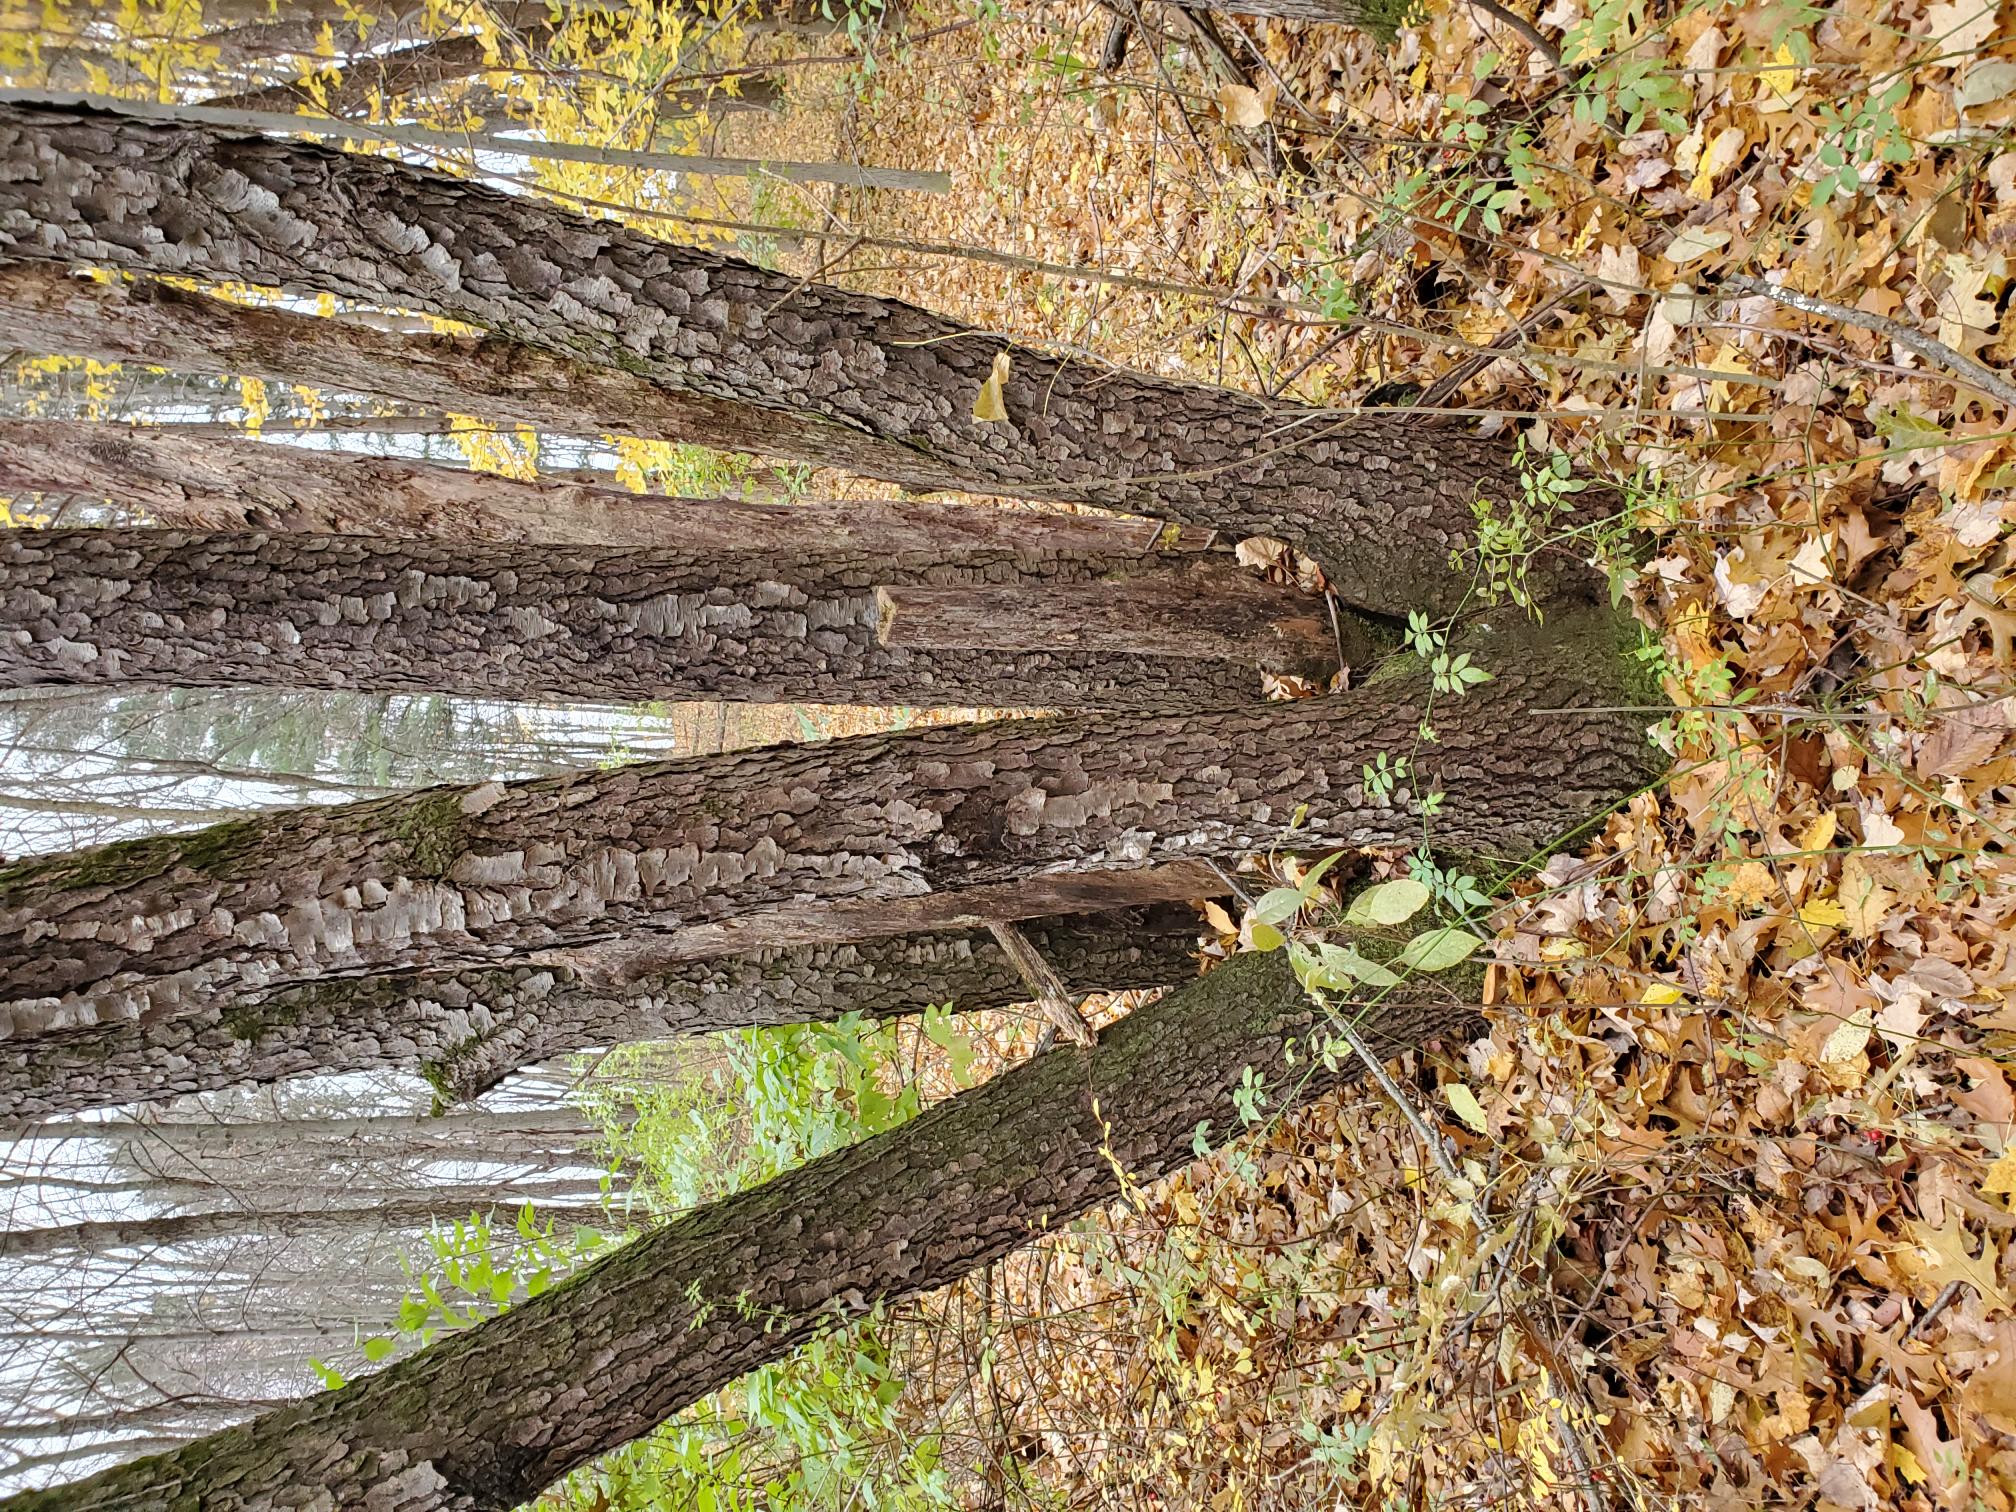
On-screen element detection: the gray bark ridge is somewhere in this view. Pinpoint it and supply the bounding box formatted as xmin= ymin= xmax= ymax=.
xmin=6 ymin=949 xmax=1479 ymax=1512
xmin=0 ymin=100 xmax=1604 ymax=616
xmin=0 ymin=606 xmax=1655 ymax=1037
xmin=0 ymin=527 xmax=1329 ymax=709
xmin=1 ymin=903 xmax=1206 ymax=1120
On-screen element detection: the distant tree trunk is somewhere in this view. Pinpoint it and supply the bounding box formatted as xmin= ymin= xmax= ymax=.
xmin=0 ymin=100 xmax=1604 ymax=617
xmin=1180 ymin=0 xmax=1409 ymax=35
xmin=2 ymin=901 xmax=1208 ymax=1118
xmin=13 ymin=1108 xmax=601 ymax=1153
xmin=4 ymin=949 xmax=1478 ymax=1512
xmin=0 ymin=527 xmax=1333 ymax=707
xmin=0 ymin=1197 xmax=616 ymax=1262
xmin=0 ymin=606 xmax=1651 ymax=1036
xmin=202 ymin=30 xmax=538 ymax=116
xmin=659 ymin=75 xmax=782 ymax=116
xmin=0 ymin=418 xmax=1221 ymax=558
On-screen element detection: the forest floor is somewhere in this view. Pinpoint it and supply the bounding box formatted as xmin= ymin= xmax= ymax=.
xmin=5 ymin=0 xmax=2013 ymax=1504
xmin=692 ymin=0 xmax=2016 ymax=1505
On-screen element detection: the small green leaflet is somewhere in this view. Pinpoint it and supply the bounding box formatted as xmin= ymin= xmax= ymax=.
xmin=1252 ymin=886 xmax=1307 ymax=926
xmin=1248 ymin=851 xmax=1348 ymax=930
xmin=1289 ymin=940 xmax=1402 ymax=991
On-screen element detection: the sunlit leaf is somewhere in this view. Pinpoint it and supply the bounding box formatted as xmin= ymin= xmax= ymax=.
xmin=1343 ymin=878 xmax=1431 ymax=927
xmin=1396 ymin=927 xmax=1481 ymax=972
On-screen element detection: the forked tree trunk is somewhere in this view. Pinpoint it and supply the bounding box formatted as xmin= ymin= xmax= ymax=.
xmin=0 ymin=101 xmax=1604 ymax=616
xmin=5 ymin=949 xmax=1479 ymax=1512
xmin=0 ymin=606 xmax=1652 ymax=1036
xmin=2 ymin=900 xmax=1208 ymax=1118
xmin=0 ymin=527 xmax=1334 ymax=708
xmin=0 ymin=417 xmax=1219 ymax=557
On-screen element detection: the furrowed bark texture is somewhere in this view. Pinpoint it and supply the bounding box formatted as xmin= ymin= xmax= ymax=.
xmin=0 ymin=417 xmax=1218 ymax=558
xmin=0 ymin=528 xmax=1329 ymax=708
xmin=0 ymin=103 xmax=1603 ymax=615
xmin=5 ymin=949 xmax=1479 ymax=1512
xmin=0 ymin=609 xmax=1652 ymax=1036
xmin=1 ymin=904 xmax=1206 ymax=1119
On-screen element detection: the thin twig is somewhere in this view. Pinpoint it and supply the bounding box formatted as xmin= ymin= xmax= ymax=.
xmin=1324 ymin=1008 xmax=1461 ymax=1181
xmin=1869 ymin=1278 xmax=1967 ymax=1388
xmin=987 ymin=922 xmax=1097 ymax=1048
xmin=1546 ymin=1383 xmax=1611 ymax=1512
xmin=1727 ymin=274 xmax=2016 ymax=409
xmin=1465 ymin=0 xmax=1566 ymax=76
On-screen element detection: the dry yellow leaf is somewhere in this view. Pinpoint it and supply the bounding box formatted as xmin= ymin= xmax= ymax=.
xmin=1819 ymin=1008 xmax=1872 ymax=1065
xmin=1838 ymin=854 xmax=1894 ymax=939
xmin=1799 ymin=809 xmax=1838 ymax=853
xmin=1798 ymin=897 xmax=1848 ymax=930
xmin=1983 ymin=1148 xmax=2016 ymax=1195
xmin=1904 ymin=1217 xmax=2011 ymax=1307
xmin=1891 ymin=1444 xmax=1926 ymax=1486
xmin=1757 ymin=42 xmax=1801 ymax=108
xmin=1724 ymin=860 xmax=1776 ymax=910
xmin=972 ymin=351 xmax=1011 ymax=423
xmin=1687 ymin=126 xmax=1747 ymax=199
xmin=1216 ymin=84 xmax=1267 ymax=130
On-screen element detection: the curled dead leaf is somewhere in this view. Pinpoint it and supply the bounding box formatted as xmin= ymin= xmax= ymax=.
xmin=972 ymin=351 xmax=1012 ymax=423
xmin=1216 ymin=84 xmax=1267 ymax=130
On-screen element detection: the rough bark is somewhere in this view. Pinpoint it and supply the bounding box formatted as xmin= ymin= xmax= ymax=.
xmin=3 ymin=948 xmax=1479 ymax=1512
xmin=0 ymin=101 xmax=1604 ymax=615
xmin=0 ymin=527 xmax=1330 ymax=707
xmin=875 ymin=573 xmax=1338 ymax=665
xmin=0 ymin=606 xmax=1653 ymax=1037
xmin=1 ymin=903 xmax=1207 ymax=1119
xmin=0 ymin=1198 xmax=617 ymax=1262
xmin=0 ymin=416 xmax=1219 ymax=558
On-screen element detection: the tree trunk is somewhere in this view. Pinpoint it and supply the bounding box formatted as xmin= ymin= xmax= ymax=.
xmin=0 ymin=100 xmax=1604 ymax=616
xmin=659 ymin=76 xmax=782 ymax=116
xmin=2 ymin=900 xmax=1208 ymax=1119
xmin=0 ymin=418 xmax=1219 ymax=557
xmin=4 ymin=948 xmax=1478 ymax=1511
xmin=0 ymin=89 xmax=949 ymax=193
xmin=1181 ymin=0 xmax=1409 ymax=36
xmin=0 ymin=527 xmax=1332 ymax=707
xmin=202 ymin=31 xmax=530 ymax=116
xmin=11 ymin=1108 xmax=601 ymax=1150
xmin=0 ymin=1197 xmax=617 ymax=1262
xmin=0 ymin=606 xmax=1652 ymax=1037
xmin=0 ymin=264 xmax=935 ymax=485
